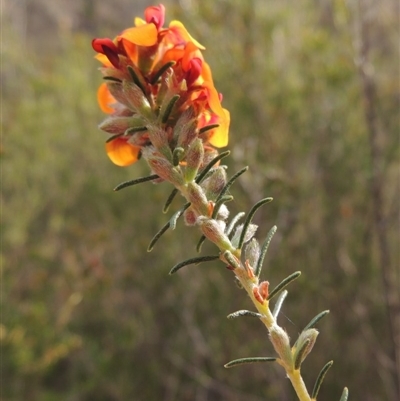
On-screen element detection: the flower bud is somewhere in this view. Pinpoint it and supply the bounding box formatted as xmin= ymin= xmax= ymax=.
xmin=122 ymin=80 xmax=153 ymax=119
xmin=293 ymin=328 xmax=319 ymax=370
xmin=183 ymin=207 xmax=198 ymax=226
xmin=270 ymin=324 xmax=293 ymax=369
xmin=175 ymin=108 xmax=198 ymax=148
xmin=184 ymin=138 xmax=204 ymax=182
xmin=143 ymin=147 xmax=184 ymax=187
xmin=99 ymin=116 xmax=146 ymax=135
xmin=197 ymin=217 xmax=233 ymax=251
xmin=201 ymin=167 xmax=227 ymax=200
xmin=146 ymin=125 xmax=173 ymax=161
xmin=185 ymin=182 xmax=210 ymax=216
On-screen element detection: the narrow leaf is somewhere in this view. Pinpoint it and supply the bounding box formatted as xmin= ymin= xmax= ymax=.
xmin=127 ymin=65 xmax=147 ymax=95
xmin=163 ymin=188 xmax=179 ymax=213
xmin=114 ymin=174 xmax=159 ymax=191
xmin=169 ymin=255 xmax=219 ymax=275
xmin=294 ymin=339 xmax=311 ymax=370
xmin=267 ymin=271 xmax=301 ymax=301
xmin=227 ymin=310 xmax=262 ymax=319
xmin=103 ymin=76 xmax=122 ymax=82
xmin=303 ymin=310 xmax=330 ymax=332
xmin=147 ymin=221 xmax=171 ymax=252
xmin=272 ymin=290 xmax=288 ymax=319
xmin=147 ymin=204 xmax=189 ymax=251
xmin=124 ymin=126 xmax=147 ymax=135
xmin=105 ymin=133 xmax=123 ymax=143
xmin=212 ymin=195 xmax=233 ymax=219
xmin=255 ymin=225 xmax=277 ymax=277
xmin=224 ymin=357 xmax=276 ymax=368
xmin=312 ymin=360 xmax=334 ymax=399
xmin=339 ymin=387 xmax=349 ymax=401
xmin=222 ymin=250 xmax=241 ymax=270
xmin=161 ymin=94 xmax=180 ymax=124
xmin=195 ymin=150 xmax=231 ymax=184
xmin=238 ymin=198 xmax=273 ymax=250
xmin=215 ymin=167 xmax=248 ymax=201
xmin=199 ymin=123 xmax=220 ymax=134
xmin=170 ymin=203 xmax=190 ymax=230
xmin=150 ymin=61 xmax=175 ymax=84
xmin=196 ymin=235 xmax=206 ymax=253
xmin=226 ymin=212 xmax=245 ymax=236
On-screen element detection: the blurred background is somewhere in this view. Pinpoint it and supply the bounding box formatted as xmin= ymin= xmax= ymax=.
xmin=2 ymin=0 xmax=399 ymax=400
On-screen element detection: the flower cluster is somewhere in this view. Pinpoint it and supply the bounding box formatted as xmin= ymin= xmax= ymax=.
xmin=93 ymin=4 xmax=230 ymax=167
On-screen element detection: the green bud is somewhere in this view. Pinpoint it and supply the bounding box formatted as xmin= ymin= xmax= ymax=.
xmin=293 ymin=328 xmax=319 ymax=370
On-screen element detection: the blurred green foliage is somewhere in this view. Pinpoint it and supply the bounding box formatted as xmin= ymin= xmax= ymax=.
xmin=2 ymin=0 xmax=399 ymax=400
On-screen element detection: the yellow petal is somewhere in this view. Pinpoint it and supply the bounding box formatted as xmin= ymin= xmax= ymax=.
xmin=105 ymin=138 xmax=140 ymax=166
xmin=120 ymin=24 xmax=158 ymax=46
xmin=209 ymin=108 xmax=230 ymax=148
xmin=95 ymin=53 xmax=112 ymax=67
xmin=134 ymin=17 xmax=146 ymax=27
xmin=169 ymin=20 xmax=205 ymax=49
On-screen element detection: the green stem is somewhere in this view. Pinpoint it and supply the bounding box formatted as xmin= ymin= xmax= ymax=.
xmin=234 ymin=267 xmax=312 ymax=401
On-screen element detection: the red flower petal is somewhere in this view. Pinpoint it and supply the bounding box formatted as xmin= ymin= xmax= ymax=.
xmin=144 ymin=4 xmax=165 ymax=30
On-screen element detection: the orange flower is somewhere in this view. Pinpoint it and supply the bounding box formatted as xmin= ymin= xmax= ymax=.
xmin=93 ymin=4 xmax=230 ymax=167
xmin=105 ymin=137 xmax=141 ymax=166
xmin=97 ymin=83 xmax=116 ymax=114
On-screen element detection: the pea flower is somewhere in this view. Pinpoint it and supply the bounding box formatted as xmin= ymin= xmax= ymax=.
xmin=93 ymin=4 xmax=230 ymax=166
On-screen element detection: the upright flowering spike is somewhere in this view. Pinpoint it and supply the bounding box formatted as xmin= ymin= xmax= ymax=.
xmin=93 ymin=6 xmax=346 ymax=400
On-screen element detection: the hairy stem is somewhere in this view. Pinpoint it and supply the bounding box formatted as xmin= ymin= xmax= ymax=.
xmin=147 ymin=153 xmax=313 ymax=400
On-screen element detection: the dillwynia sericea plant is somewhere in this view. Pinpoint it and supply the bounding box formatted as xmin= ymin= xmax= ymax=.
xmin=92 ymin=4 xmax=348 ymax=401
